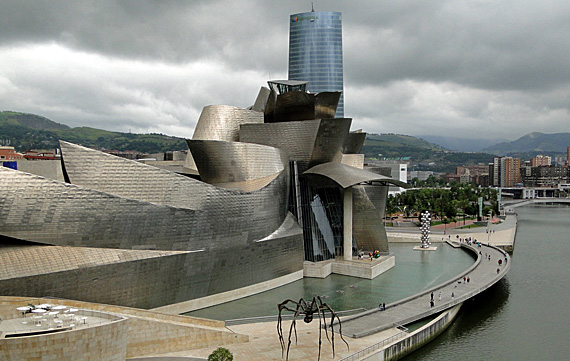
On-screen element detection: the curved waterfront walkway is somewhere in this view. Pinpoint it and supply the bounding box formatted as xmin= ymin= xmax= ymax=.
xmin=339 ymin=242 xmax=511 ymax=338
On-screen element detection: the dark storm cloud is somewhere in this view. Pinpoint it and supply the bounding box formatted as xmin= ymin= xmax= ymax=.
xmin=0 ymin=0 xmax=288 ymax=71
xmin=1 ymin=0 xmax=569 ymax=140
xmin=343 ymin=1 xmax=570 ymax=92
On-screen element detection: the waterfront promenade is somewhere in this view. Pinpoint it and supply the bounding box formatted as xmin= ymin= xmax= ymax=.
xmin=339 ymin=242 xmax=510 ymax=338
xmin=387 ymin=213 xmax=518 ymax=252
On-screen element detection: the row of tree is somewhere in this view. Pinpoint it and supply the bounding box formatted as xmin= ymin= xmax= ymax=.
xmin=386 ymin=178 xmax=499 ymax=223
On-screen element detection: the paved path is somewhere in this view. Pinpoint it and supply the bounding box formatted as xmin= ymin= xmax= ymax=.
xmin=339 ymin=242 xmax=510 ymax=338
xmin=387 ymin=213 xmax=517 ymax=252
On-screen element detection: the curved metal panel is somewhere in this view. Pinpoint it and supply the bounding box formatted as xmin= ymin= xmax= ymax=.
xmin=265 ymin=90 xmax=314 ymax=122
xmin=239 ymin=120 xmax=321 ymax=172
xmin=308 ymin=118 xmax=352 ymax=168
xmin=192 ymin=105 xmax=263 ymax=141
xmin=59 ymin=141 xmax=290 ymax=243
xmin=363 ymin=184 xmax=390 ymax=220
xmin=0 ymin=167 xmax=198 ymax=250
xmin=0 ymin=246 xmax=186 ymax=280
xmin=314 ymin=92 xmax=341 ymax=119
xmin=352 ymin=185 xmax=389 ymax=252
xmin=264 ymin=89 xmax=341 ymax=123
xmin=341 ymin=154 xmax=365 ymax=169
xmin=0 ymin=230 xmax=303 ymax=309
xmin=60 ymin=141 xmax=206 ymax=210
xmin=187 ymin=140 xmax=287 ymax=191
xmin=250 ymin=86 xmax=271 ymax=112
xmin=343 ymin=131 xmax=366 ymax=154
xmin=303 ymin=162 xmax=409 ymax=189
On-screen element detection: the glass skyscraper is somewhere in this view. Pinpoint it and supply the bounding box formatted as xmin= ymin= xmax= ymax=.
xmin=288 ymin=11 xmax=344 ymax=117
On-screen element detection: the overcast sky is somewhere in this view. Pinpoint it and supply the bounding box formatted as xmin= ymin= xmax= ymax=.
xmin=1 ymin=0 xmax=569 ymax=141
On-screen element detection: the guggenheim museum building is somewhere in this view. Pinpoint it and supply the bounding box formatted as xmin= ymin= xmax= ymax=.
xmin=0 ymin=81 xmax=406 ymax=312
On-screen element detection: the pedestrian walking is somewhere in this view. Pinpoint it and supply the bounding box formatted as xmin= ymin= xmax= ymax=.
xmin=467 ymin=277 xmax=470 ymax=283
xmin=497 ymin=268 xmax=500 ymax=274
xmin=463 ymin=277 xmax=466 ymax=283
xmin=430 ymin=300 xmax=434 ymax=308
xmin=438 ymin=291 xmax=442 ymax=301
xmin=451 ymin=292 xmax=455 ymax=299
xmin=431 ymin=292 xmax=434 ymax=301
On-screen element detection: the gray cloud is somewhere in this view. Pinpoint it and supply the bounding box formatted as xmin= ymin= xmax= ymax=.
xmin=1 ymin=0 xmax=569 ymax=141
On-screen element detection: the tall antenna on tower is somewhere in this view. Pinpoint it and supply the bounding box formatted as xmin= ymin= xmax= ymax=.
xmin=311 ymin=2 xmax=314 ymax=12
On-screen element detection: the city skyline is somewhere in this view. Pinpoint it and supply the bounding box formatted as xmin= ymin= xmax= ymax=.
xmin=1 ymin=1 xmax=569 ymax=141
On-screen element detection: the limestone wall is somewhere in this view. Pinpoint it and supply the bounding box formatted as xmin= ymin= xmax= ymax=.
xmin=0 ymin=296 xmax=249 ymax=358
xmin=0 ymin=306 xmax=128 ymax=361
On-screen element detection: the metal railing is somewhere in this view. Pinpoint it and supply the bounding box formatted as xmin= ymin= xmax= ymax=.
xmin=339 ymin=326 xmax=409 ymax=361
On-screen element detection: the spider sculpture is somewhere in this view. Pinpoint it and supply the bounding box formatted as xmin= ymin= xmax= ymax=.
xmin=277 ymin=296 xmax=349 ymax=360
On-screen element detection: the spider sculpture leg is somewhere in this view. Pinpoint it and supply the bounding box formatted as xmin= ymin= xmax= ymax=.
xmin=321 ymin=300 xmax=350 ymax=356
xmin=277 ymin=298 xmax=307 ymax=360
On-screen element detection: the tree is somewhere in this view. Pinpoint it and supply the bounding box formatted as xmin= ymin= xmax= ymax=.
xmin=208 ymin=347 xmax=233 ymax=361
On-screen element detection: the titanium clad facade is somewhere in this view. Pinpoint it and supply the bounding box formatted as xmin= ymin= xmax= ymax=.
xmin=192 ymin=105 xmax=263 ymax=142
xmin=289 ymin=11 xmax=344 ymax=117
xmin=343 ymin=132 xmax=367 ymax=154
xmin=0 ymin=163 xmax=303 ymax=308
xmin=239 ymin=118 xmax=352 ymax=173
xmin=0 ymin=227 xmax=303 ymax=308
xmin=240 ymin=120 xmax=322 ymax=172
xmin=308 ymin=118 xmax=351 ymax=168
xmin=352 ymin=185 xmax=389 ymax=252
xmin=60 ymin=141 xmax=289 ymax=244
xmin=187 ymin=140 xmax=286 ymax=191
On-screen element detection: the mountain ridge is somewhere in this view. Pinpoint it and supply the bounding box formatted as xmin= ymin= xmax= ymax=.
xmin=481 ymin=132 xmax=570 ymax=155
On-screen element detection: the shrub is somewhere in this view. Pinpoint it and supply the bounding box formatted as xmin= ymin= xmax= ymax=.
xmin=208 ymin=347 xmax=233 ymax=361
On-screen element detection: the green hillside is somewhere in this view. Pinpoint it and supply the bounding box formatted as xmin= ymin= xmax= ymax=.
xmin=362 ymin=133 xmax=495 ymax=172
xmin=0 ymin=111 xmax=187 ymax=153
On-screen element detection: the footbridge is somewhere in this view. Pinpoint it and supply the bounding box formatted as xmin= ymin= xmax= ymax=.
xmin=503 ymin=197 xmax=570 ymax=210
xmin=339 ymin=242 xmax=510 ymax=338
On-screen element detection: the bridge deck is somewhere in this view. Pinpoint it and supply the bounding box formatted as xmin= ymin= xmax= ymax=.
xmin=339 ymin=243 xmax=510 ymax=338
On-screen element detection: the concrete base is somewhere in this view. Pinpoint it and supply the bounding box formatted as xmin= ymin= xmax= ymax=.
xmin=413 ymin=246 xmax=438 ymax=251
xmin=303 ymin=260 xmax=333 ymax=278
xmin=304 ymin=255 xmax=395 ymax=280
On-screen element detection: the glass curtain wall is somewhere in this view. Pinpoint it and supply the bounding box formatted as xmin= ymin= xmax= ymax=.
xmin=299 ymin=179 xmax=344 ymax=261
xmin=288 ymin=11 xmax=344 ymax=117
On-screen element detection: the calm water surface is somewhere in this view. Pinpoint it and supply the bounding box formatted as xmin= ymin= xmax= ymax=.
xmin=404 ymin=204 xmax=570 ymax=360
xmin=188 ymin=242 xmax=474 ymax=320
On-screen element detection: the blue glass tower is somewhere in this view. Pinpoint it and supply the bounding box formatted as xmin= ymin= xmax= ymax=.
xmin=288 ymin=11 xmax=344 ymax=118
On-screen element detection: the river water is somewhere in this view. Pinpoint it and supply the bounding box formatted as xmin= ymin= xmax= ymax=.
xmin=404 ymin=204 xmax=570 ymax=360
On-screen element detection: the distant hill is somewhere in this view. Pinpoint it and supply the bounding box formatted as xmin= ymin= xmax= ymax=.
xmin=0 ymin=111 xmax=187 ymax=153
xmin=362 ymin=133 xmax=495 ymax=172
xmin=0 ymin=111 xmax=70 ymax=130
xmin=481 ymin=132 xmax=570 ymax=156
xmin=362 ymin=133 xmax=446 ymax=159
xmin=418 ymin=134 xmax=508 ymax=152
